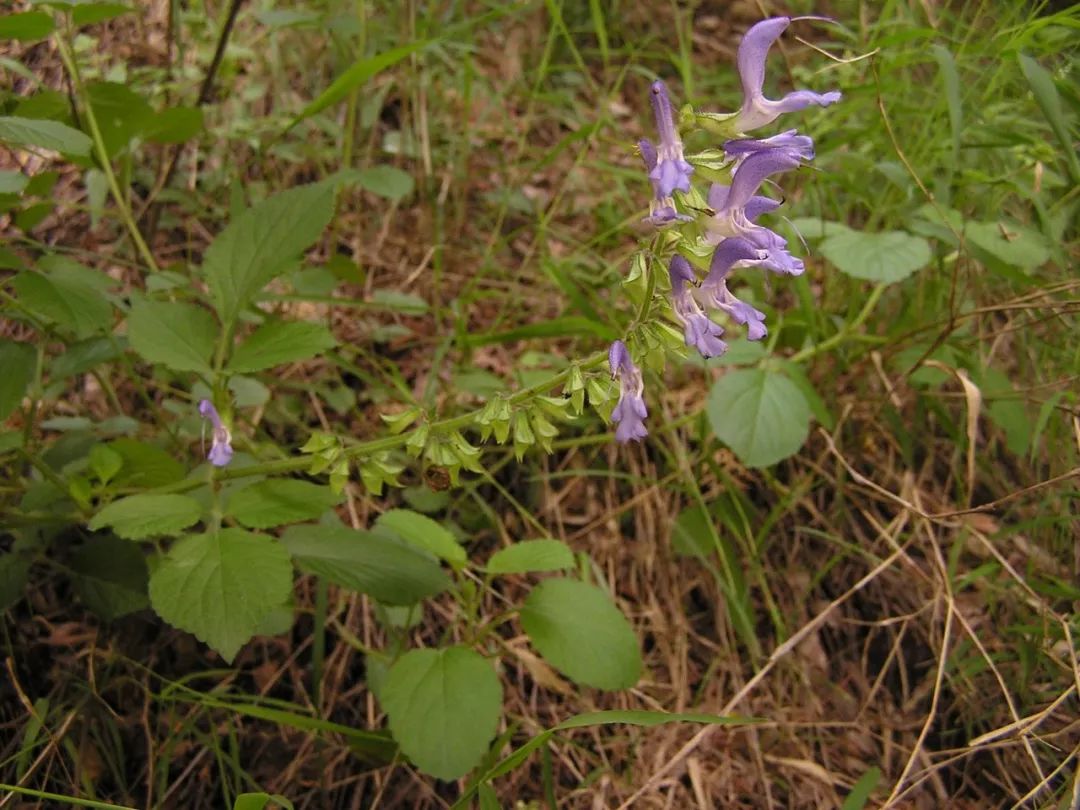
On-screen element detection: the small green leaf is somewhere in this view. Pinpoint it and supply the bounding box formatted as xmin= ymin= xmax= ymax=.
xmin=282 ymin=524 xmax=450 ymax=604
xmin=351 ymin=166 xmax=414 ymax=201
xmin=0 ymin=11 xmax=55 ymax=41
xmin=88 ymin=494 xmax=202 ymax=540
xmin=380 ymin=646 xmax=502 ymax=780
xmin=71 ymin=3 xmax=135 ymax=26
xmin=375 ymin=509 xmax=466 ymax=568
xmin=819 ymin=230 xmax=931 ymax=284
xmin=707 ymin=368 xmax=811 ymax=468
xmin=11 ymin=269 xmax=113 ymax=338
xmin=486 ymin=539 xmax=574 ymax=575
xmin=88 ymin=443 xmax=123 ymax=485
xmin=202 ymin=183 xmax=335 ymax=326
xmin=71 ymin=535 xmax=149 ymax=620
xmin=148 ymin=529 xmax=293 ymax=662
xmin=226 ymin=480 xmax=341 ymax=529
xmin=369 ymin=289 xmax=428 ymax=314
xmin=0 ymin=341 xmax=36 ymax=420
xmin=127 ymin=300 xmax=217 ymax=374
xmin=519 ymin=578 xmax=641 ymax=690
xmin=841 ymin=766 xmax=882 ymax=810
xmin=227 ymin=320 xmax=336 ymax=373
xmin=0 ymin=115 xmax=92 ymax=155
xmin=0 ymin=170 xmax=28 ymax=194
xmin=671 ymin=506 xmax=712 ymax=559
xmin=232 ymin=793 xmax=294 ymax=810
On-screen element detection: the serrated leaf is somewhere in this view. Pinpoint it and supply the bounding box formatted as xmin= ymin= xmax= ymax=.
xmin=11 ymin=269 xmax=113 ymax=338
xmin=127 ymin=300 xmax=217 ymax=374
xmin=88 ymin=494 xmax=202 ymax=540
xmin=226 ymin=479 xmax=341 ymax=529
xmin=374 ymin=509 xmax=466 ymax=568
xmin=380 ymin=646 xmax=502 ymax=780
xmin=0 ymin=115 xmax=92 ymax=155
xmin=486 ymin=539 xmax=574 ymax=575
xmin=202 ymin=183 xmax=335 ymax=326
xmin=519 ymin=578 xmax=641 ymax=690
xmin=149 ymin=529 xmax=293 ymax=662
xmin=71 ymin=535 xmax=148 ymax=620
xmin=0 ymin=341 xmax=36 ymax=420
xmin=819 ymin=230 xmax=931 ymax=284
xmin=707 ymin=368 xmax=811 ymax=468
xmin=227 ymin=320 xmax=336 ymax=373
xmin=281 ymin=524 xmax=450 ymax=604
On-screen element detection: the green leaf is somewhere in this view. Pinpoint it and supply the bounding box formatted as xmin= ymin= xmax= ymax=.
xmin=148 ymin=529 xmax=293 ymax=662
xmin=71 ymin=2 xmax=134 ymax=26
xmin=226 ymin=320 xmax=337 ymax=373
xmin=88 ymin=494 xmax=203 ymax=540
xmin=369 ymin=289 xmax=428 ymax=314
xmin=127 ymin=300 xmax=217 ymax=374
xmin=11 ymin=269 xmax=113 ymax=338
xmin=841 ymin=766 xmax=882 ymax=810
xmin=142 ymin=105 xmax=204 ymax=144
xmin=226 ymin=479 xmax=341 ymax=529
xmin=349 ymin=166 xmax=414 ymax=201
xmin=707 ymin=368 xmax=811 ymax=468
xmin=0 ymin=341 xmax=36 ymax=420
xmin=233 ymin=793 xmax=294 ymax=810
xmin=819 ymin=230 xmax=931 ymax=284
xmin=0 ymin=11 xmax=55 ymax=41
xmin=930 ymin=45 xmax=962 ymax=161
xmin=380 ymin=646 xmax=502 ymax=780
xmin=374 ymin=509 xmax=466 ymax=568
xmin=70 ymin=535 xmax=149 ymax=620
xmin=202 ymin=183 xmax=335 ymax=325
xmin=671 ymin=505 xmax=712 ymax=559
xmin=486 ymin=539 xmax=574 ymax=574
xmin=964 ymin=220 xmax=1050 ymax=272
xmin=88 ymin=443 xmax=123 ymax=484
xmin=1019 ymin=53 xmax=1080 ymax=184
xmin=519 ymin=578 xmax=641 ymax=690
xmin=0 ymin=170 xmax=28 ymax=194
xmin=85 ymin=81 xmax=152 ymax=157
xmin=292 ymin=40 xmax=432 ymax=126
xmin=109 ymin=438 xmax=184 ymax=487
xmin=281 ymin=524 xmax=450 ymax=605
xmin=0 ymin=115 xmax=92 ymax=155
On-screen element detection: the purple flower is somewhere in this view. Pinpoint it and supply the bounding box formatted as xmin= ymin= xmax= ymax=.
xmin=724 ymin=130 xmax=815 ymax=163
xmin=705 ymin=148 xmax=801 ymax=244
xmin=198 ymin=399 xmax=233 ymax=467
xmin=669 ymin=256 xmax=727 ymax=358
xmin=608 ymin=340 xmax=648 ymax=442
xmin=647 ymin=81 xmax=694 ymax=197
xmin=744 ymin=226 xmax=805 ymax=276
xmin=733 ymin=17 xmax=841 ymax=133
xmin=698 ymin=247 xmax=769 ymax=341
xmin=706 ymin=236 xmax=769 ymax=280
xmin=639 ymin=139 xmax=692 ymax=227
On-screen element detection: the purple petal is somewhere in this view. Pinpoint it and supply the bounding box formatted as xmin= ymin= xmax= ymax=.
xmin=684 ymin=314 xmax=728 ymax=358
xmin=725 ymin=130 xmax=815 ymax=162
xmin=737 ymin=18 xmax=791 ymax=104
xmin=668 ymin=255 xmax=696 ymax=287
xmin=649 ymin=81 xmax=678 ymax=148
xmin=724 ymin=148 xmax=801 ymax=212
xmin=198 ymin=399 xmax=222 ymax=429
xmin=638 ymin=139 xmax=658 ymax=173
xmin=744 ymin=194 xmax=782 ymax=221
xmin=208 ymin=439 xmax=233 ymax=467
xmin=608 ymin=340 xmax=630 ymax=377
xmin=707 ymin=184 xmax=730 ymax=210
xmin=707 ymin=237 xmax=769 ymax=281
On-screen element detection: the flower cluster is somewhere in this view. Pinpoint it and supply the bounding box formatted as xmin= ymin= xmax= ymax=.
xmin=611 ymin=16 xmax=840 ymax=443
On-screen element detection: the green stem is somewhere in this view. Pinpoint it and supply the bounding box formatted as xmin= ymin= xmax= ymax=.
xmin=53 ymin=31 xmax=160 ymax=275
xmin=789 ymin=282 xmax=886 ymax=364
xmin=0 ymin=785 xmax=134 ymax=810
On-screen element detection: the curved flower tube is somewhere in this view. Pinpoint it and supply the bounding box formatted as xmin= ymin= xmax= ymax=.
xmin=608 ymin=340 xmax=648 ymax=442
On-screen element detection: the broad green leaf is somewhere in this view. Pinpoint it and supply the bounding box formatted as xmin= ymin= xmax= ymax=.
xmin=127 ymin=300 xmax=217 ymax=374
xmin=70 ymin=534 xmax=149 ymax=620
xmin=350 ymin=166 xmax=414 ymax=201
xmin=52 ymin=336 xmax=120 ymax=378
xmin=86 ymin=81 xmax=152 ymax=157
xmin=281 ymin=524 xmax=449 ymax=604
xmin=0 ymin=341 xmax=36 ymax=420
xmin=380 ymin=646 xmax=502 ymax=780
xmin=202 ymin=183 xmax=335 ymax=325
xmin=88 ymin=493 xmax=202 ymax=540
xmin=519 ymin=578 xmax=641 ymax=690
xmin=148 ymin=529 xmax=293 ymax=662
xmin=0 ymin=115 xmax=92 ymax=155
xmin=226 ymin=479 xmax=341 ymax=529
xmin=226 ymin=320 xmax=337 ymax=373
xmin=819 ymin=230 xmax=931 ymax=284
xmin=964 ymin=220 xmax=1050 ymax=272
xmin=0 ymin=170 xmax=28 ymax=194
xmin=109 ymin=438 xmax=185 ymax=487
xmin=451 ymin=710 xmax=757 ymax=808
xmin=375 ymin=509 xmax=466 ymax=568
xmin=11 ymin=269 xmax=113 ymax=338
xmin=0 ymin=11 xmax=55 ymax=41
xmin=292 ymin=40 xmax=432 ymax=125
xmin=486 ymin=539 xmax=574 ymax=574
xmin=707 ymin=368 xmax=811 ymax=468
xmin=142 ymin=106 xmax=204 ymax=144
